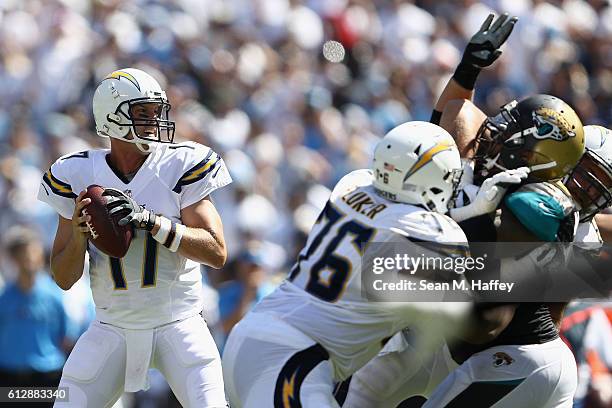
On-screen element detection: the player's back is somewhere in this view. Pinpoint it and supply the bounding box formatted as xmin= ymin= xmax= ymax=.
xmin=253 ymin=169 xmax=468 ymax=379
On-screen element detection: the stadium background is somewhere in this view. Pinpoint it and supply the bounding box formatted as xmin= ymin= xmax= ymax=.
xmin=0 ymin=0 xmax=610 ymax=407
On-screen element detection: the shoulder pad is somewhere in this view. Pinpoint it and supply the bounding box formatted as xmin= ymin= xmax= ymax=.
xmin=39 ymin=150 xmax=97 ymax=219
xmin=167 ymin=142 xmax=220 ymax=193
xmin=551 ymin=180 xmax=572 ymax=199
xmin=504 ymin=188 xmax=566 ymax=241
xmin=43 ymin=150 xmax=93 ymax=198
xmin=515 ymin=181 xmax=575 ymax=216
xmin=330 ymin=169 xmax=373 ymax=201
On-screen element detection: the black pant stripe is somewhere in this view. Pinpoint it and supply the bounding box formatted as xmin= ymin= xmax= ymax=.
xmin=273 ymin=344 xmax=329 ymax=408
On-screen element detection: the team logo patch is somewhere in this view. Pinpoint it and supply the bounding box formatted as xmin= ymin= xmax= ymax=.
xmin=105 ymin=70 xmax=141 ymax=91
xmin=281 ymin=372 xmax=297 ymax=407
xmin=530 ymin=107 xmax=576 ymax=141
xmin=493 ymin=351 xmax=514 ymax=367
xmin=404 ymin=140 xmax=455 ymax=179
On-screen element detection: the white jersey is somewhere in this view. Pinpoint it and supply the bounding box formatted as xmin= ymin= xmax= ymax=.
xmin=254 ymin=169 xmax=468 ymax=379
xmin=38 ymin=142 xmax=231 ymax=329
xmin=575 ymin=220 xmax=603 ymax=246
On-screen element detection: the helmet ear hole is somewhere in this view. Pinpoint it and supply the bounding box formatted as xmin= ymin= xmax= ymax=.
xmin=430 ymin=187 xmax=443 ymax=195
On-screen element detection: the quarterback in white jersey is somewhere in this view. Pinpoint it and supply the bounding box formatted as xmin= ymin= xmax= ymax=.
xmin=222 ymin=121 xmax=517 ymax=408
xmin=38 ymin=69 xmax=231 ymax=407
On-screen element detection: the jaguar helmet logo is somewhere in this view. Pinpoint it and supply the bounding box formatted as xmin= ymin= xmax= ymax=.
xmin=528 ymin=108 xmax=576 ymax=142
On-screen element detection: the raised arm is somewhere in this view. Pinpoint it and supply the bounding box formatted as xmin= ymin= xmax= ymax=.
xmin=431 ymin=13 xmax=517 ymax=124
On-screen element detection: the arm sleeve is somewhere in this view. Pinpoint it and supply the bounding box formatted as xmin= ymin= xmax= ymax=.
xmin=430 ymin=109 xmax=443 ymax=125
xmin=386 ymin=212 xmax=471 ymax=259
xmin=174 ymin=148 xmax=233 ymax=209
xmin=37 ymin=160 xmax=77 ymax=219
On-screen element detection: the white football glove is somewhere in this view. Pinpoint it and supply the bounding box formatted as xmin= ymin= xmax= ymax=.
xmin=450 ymin=167 xmax=530 ymax=222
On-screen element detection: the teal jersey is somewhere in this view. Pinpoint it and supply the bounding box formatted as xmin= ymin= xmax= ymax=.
xmin=504 ymin=182 xmax=576 ymax=242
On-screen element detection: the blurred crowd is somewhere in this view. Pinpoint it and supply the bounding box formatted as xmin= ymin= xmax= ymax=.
xmin=0 ymin=0 xmax=610 ymax=406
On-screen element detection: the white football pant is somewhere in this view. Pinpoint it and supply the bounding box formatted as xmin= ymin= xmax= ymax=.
xmin=222 ymin=311 xmax=340 ymax=408
xmin=347 ymin=333 xmax=576 ymax=408
xmin=54 ymin=314 xmax=227 ymax=408
xmin=423 ymin=338 xmax=577 ymax=408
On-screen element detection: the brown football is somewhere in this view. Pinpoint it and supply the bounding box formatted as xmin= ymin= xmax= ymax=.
xmin=82 ymin=184 xmax=133 ymax=258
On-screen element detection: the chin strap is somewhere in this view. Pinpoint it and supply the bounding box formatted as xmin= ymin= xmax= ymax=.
xmin=129 ymin=127 xmax=158 ymax=153
xmin=119 ymin=126 xmax=159 ymax=153
xmin=135 ymin=142 xmax=157 ymax=153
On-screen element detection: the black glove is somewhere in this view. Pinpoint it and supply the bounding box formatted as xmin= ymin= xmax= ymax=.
xmin=453 ymin=13 xmax=518 ymax=90
xmin=103 ymin=188 xmax=157 ymax=230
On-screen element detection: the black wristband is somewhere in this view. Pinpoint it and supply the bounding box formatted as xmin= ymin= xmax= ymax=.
xmin=144 ymin=211 xmax=157 ymax=231
xmin=430 ymin=109 xmax=442 ymax=125
xmin=452 ymin=61 xmax=481 ymax=90
xmin=164 ymin=222 xmax=176 ymax=248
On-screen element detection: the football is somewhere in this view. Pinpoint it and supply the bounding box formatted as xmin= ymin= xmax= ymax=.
xmin=82 ymin=184 xmax=133 ymax=258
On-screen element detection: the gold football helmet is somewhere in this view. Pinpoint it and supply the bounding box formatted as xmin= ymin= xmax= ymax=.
xmin=474 ymin=94 xmax=584 ymax=184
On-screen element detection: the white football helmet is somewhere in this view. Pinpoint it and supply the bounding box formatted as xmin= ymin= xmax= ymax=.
xmin=92 ymin=68 xmax=175 ymax=152
xmin=565 ymin=125 xmax=612 ymax=222
xmin=372 ymin=121 xmax=462 ymax=213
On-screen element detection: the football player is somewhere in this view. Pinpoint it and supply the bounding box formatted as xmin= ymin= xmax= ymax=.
xmin=221 ymin=121 xmax=528 ymax=408
xmin=566 ymin=125 xmax=612 ymax=244
xmin=343 ymin=126 xmax=612 ymax=408
xmin=344 ymin=13 xmax=588 ymax=408
xmin=419 ymin=123 xmax=611 ymax=408
xmin=37 ymin=68 xmax=232 ymax=407
xmin=429 ymin=11 xmax=585 ymax=404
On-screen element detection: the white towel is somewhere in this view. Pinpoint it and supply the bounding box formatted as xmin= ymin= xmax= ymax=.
xmin=124 ymin=329 xmax=154 ymax=392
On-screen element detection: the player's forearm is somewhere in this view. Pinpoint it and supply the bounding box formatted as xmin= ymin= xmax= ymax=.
xmin=433 ymin=78 xmax=474 ymax=115
xmin=50 ymin=236 xmax=87 ymax=290
xmin=149 ymin=214 xmax=227 ymax=267
xmin=439 ymin=99 xmax=486 ymax=158
xmin=177 ymin=226 xmax=227 ymax=268
xmin=432 ymin=13 xmax=517 ymax=122
xmin=595 ymin=213 xmax=612 ymax=243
